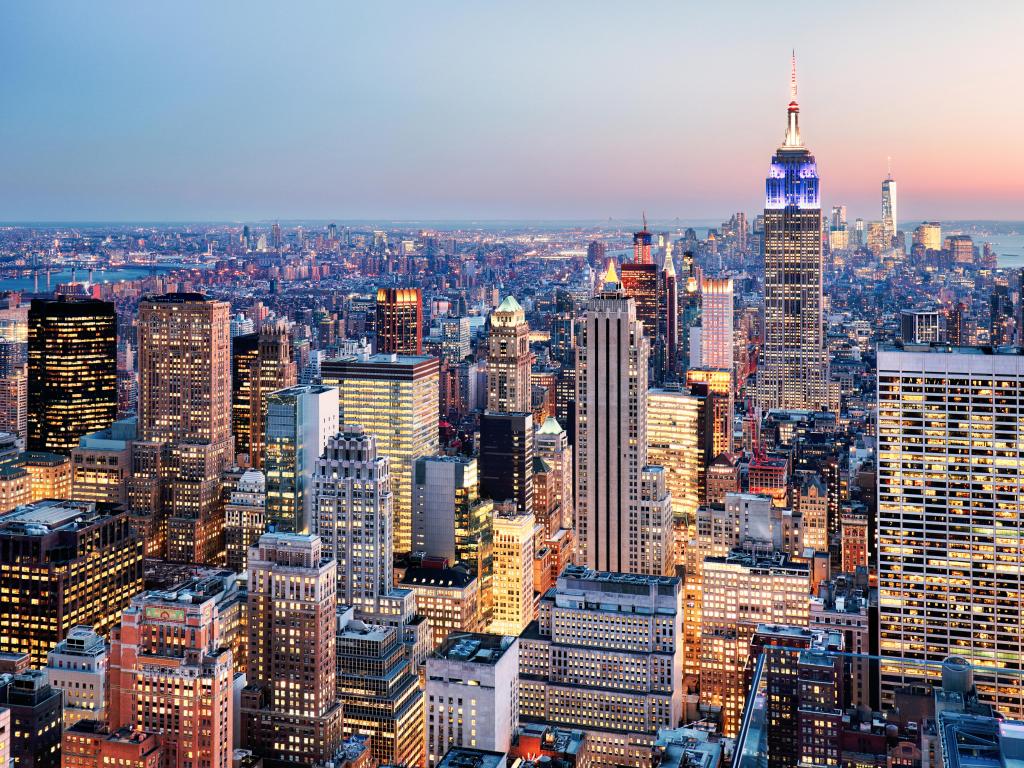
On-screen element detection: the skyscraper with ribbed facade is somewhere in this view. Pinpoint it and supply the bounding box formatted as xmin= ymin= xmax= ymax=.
xmin=758 ymin=56 xmax=829 ymax=412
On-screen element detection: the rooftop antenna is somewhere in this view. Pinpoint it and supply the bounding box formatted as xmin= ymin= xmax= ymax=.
xmin=887 ymin=156 xmax=893 ymax=180
xmin=790 ymin=49 xmax=798 ymax=102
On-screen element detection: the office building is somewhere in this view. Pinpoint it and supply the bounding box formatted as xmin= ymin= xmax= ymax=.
xmin=478 ymin=412 xmax=533 ymax=514
xmin=0 ymin=340 xmax=27 ymax=447
xmin=412 ymin=455 xmax=494 ymax=618
xmin=321 ymin=353 xmax=440 ymax=556
xmin=313 ymin=428 xmax=394 ymax=617
xmin=0 ymin=669 xmax=63 ymax=768
xmin=518 ymin=566 xmax=683 ymax=768
xmin=108 ymin=585 xmax=234 ymax=768
xmin=241 ymin=533 xmax=343 ymax=766
xmin=793 ymin=472 xmax=828 ymax=553
xmin=648 ymin=388 xmax=704 ymax=529
xmin=487 ymin=296 xmax=532 ymax=413
xmin=0 ymin=500 xmax=142 ymax=667
xmin=699 ymin=550 xmax=809 ymax=736
xmin=231 ymin=321 xmax=297 ymax=468
xmin=425 ymin=633 xmax=519 ymax=767
xmin=576 ymin=262 xmax=670 ymax=575
xmin=882 ymin=171 xmax=898 ymax=248
xmin=912 ymin=221 xmax=942 ymax=252
xmin=700 ymin=277 xmax=734 ymax=374
xmin=810 ymin=572 xmax=876 ymax=709
xmin=138 ymin=292 xmax=231 ymax=448
xmin=533 ymin=417 xmax=572 ymax=535
xmin=27 ymin=297 xmax=117 ymax=455
xmin=439 ymin=316 xmax=471 ymax=362
xmin=376 ymin=287 xmax=423 ymax=355
xmin=489 ymin=507 xmax=539 ymax=636
xmin=686 ymin=368 xmax=733 ymax=457
xmin=335 ymin=606 xmax=424 ymax=768
xmin=400 ymin=564 xmax=483 ymax=649
xmin=71 ymin=428 xmax=130 ymax=504
xmin=263 ymin=384 xmax=338 ymax=533
xmin=759 ymin=57 xmax=829 ymax=411
xmin=224 ymin=468 xmax=266 ymax=571
xmin=45 ymin=626 xmax=107 ymax=726
xmin=61 ymin=721 xmax=162 ymax=768
xmin=948 ymin=234 xmax=975 ymax=264
xmin=138 ymin=293 xmax=232 ymax=563
xmin=24 ymin=451 xmax=71 ymax=503
xmin=877 ymin=344 xmax=1024 ymax=716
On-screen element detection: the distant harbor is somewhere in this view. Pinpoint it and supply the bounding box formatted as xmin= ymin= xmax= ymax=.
xmin=0 ymin=262 xmax=208 ymax=292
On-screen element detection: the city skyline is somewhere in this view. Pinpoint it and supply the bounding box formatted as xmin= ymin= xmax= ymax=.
xmin=2 ymin=2 xmax=1023 ymax=222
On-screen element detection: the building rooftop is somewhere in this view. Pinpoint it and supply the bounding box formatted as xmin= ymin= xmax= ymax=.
xmin=401 ymin=564 xmax=476 ymax=589
xmin=433 ymin=632 xmax=515 ymax=665
xmin=436 ymin=747 xmax=506 ymax=768
xmin=0 ymin=500 xmax=121 ymax=534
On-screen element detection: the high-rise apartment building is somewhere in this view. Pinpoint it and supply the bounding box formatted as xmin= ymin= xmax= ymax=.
xmin=376 ymin=287 xmax=423 ymax=355
xmin=700 ymin=550 xmax=809 ymax=737
xmin=0 ymin=500 xmax=143 ymax=667
xmin=321 ymin=353 xmax=440 ymax=555
xmin=224 ymin=468 xmax=266 ymax=571
xmin=487 ymin=296 xmax=531 ymax=413
xmin=45 ymin=626 xmax=107 ymax=726
xmin=108 ymin=584 xmax=234 ymax=768
xmin=877 ymin=344 xmax=1024 ymax=717
xmin=242 ymin=533 xmax=343 ymax=766
xmin=759 ymin=58 xmax=829 ymax=411
xmin=27 ymin=297 xmax=117 ymax=455
xmin=576 ymin=262 xmax=669 ymax=575
xmin=489 ymin=507 xmax=539 ymax=636
xmin=518 ymin=566 xmax=683 ymax=768
xmin=263 ymin=384 xmax=339 ymax=533
xmin=313 ymin=429 xmax=394 ymax=617
xmin=700 ymin=276 xmax=734 ymax=374
xmin=425 ymin=633 xmax=519 ymax=767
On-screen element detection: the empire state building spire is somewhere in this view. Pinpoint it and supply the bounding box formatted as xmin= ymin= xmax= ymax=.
xmin=784 ymin=50 xmax=802 ymax=148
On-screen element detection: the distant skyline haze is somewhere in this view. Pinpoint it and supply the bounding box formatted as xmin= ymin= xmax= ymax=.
xmin=1 ymin=1 xmax=1022 ymax=222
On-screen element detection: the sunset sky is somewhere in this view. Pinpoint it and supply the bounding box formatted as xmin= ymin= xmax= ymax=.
xmin=2 ymin=1 xmax=1021 ymax=222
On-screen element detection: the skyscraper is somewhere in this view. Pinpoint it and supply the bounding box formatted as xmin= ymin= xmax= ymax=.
xmin=27 ymin=297 xmax=117 ymax=455
xmin=376 ymin=287 xmax=423 ymax=355
xmin=321 ymin=353 xmax=440 ymax=556
xmin=234 ymin=320 xmax=297 ymax=468
xmin=263 ymin=384 xmax=339 ymax=534
xmin=486 ymin=296 xmax=532 ymax=413
xmin=759 ymin=55 xmax=829 ymax=412
xmin=242 ymin=533 xmax=344 ymax=767
xmin=576 ymin=261 xmax=669 ymax=575
xmin=138 ymin=293 xmax=231 ymax=448
xmin=882 ymin=168 xmax=898 ymax=248
xmin=877 ymin=344 xmax=1024 ymax=717
xmin=478 ymin=412 xmax=534 ymax=514
xmin=312 ymin=428 xmax=394 ymax=617
xmin=489 ymin=506 xmax=539 ymax=636
xmin=700 ymin=276 xmax=734 ymax=374
xmin=0 ymin=339 xmax=27 ymax=447
xmin=138 ymin=293 xmax=232 ymax=563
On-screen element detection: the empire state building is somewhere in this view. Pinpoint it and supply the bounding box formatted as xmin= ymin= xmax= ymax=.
xmin=758 ymin=54 xmax=829 ymax=411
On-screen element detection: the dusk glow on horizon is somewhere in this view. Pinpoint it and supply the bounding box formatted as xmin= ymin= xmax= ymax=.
xmin=1 ymin=1 xmax=1022 ymax=222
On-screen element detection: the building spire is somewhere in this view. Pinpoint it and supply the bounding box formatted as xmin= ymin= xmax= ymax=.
xmin=603 ymin=258 xmax=620 ymax=288
xmin=783 ymin=50 xmax=802 ymax=148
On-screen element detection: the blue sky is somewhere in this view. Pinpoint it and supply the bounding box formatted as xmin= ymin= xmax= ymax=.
xmin=1 ymin=1 xmax=1021 ymax=221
